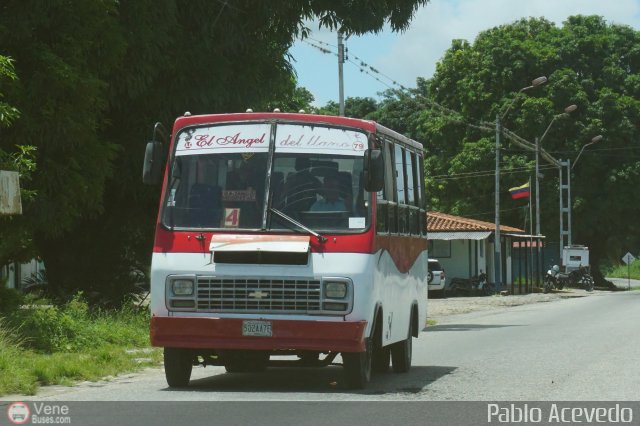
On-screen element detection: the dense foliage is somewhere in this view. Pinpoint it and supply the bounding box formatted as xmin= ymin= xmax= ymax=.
xmin=373 ymin=16 xmax=640 ymax=275
xmin=0 ymin=0 xmax=427 ymax=300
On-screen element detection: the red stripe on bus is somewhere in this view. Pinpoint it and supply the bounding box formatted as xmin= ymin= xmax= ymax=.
xmin=150 ymin=316 xmax=367 ymax=352
xmin=153 ymin=227 xmax=426 ymax=273
xmin=373 ymin=234 xmax=428 ymax=274
xmin=172 ymin=113 xmax=378 ymax=134
xmin=152 ymin=226 xmax=375 ymax=254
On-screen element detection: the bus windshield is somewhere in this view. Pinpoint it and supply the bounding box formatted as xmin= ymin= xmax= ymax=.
xmin=161 ymin=122 xmax=370 ymax=233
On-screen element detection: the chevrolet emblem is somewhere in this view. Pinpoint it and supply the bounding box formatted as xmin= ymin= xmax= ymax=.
xmin=248 ymin=290 xmax=269 ymax=299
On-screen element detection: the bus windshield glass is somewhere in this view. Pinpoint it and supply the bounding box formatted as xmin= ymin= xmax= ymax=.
xmin=162 ymin=122 xmax=369 ymax=232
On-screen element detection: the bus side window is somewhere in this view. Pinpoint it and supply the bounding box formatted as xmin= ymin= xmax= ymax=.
xmin=395 ymin=144 xmax=408 ymax=235
xmin=376 ymin=139 xmax=395 ymax=234
xmin=418 ymin=155 xmax=427 ymax=236
xmin=406 ymin=150 xmax=419 ymax=235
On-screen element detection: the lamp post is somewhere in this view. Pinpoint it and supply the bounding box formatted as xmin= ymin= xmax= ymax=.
xmin=535 ymin=105 xmax=578 ymax=239
xmin=573 ymin=134 xmax=603 ymax=170
xmin=566 ymin=135 xmax=603 ymax=246
xmin=495 ymin=76 xmax=547 ymax=290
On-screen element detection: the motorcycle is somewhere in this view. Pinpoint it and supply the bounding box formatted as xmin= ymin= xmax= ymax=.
xmin=568 ymin=265 xmax=595 ymax=292
xmin=449 ymin=272 xmax=494 ymax=296
xmin=544 ymin=265 xmax=594 ymax=293
xmin=544 ymin=265 xmax=562 ymax=293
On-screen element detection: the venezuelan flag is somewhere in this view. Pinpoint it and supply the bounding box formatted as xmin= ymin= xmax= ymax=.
xmin=509 ymin=182 xmax=530 ymax=200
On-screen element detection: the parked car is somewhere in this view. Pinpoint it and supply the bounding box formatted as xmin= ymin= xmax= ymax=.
xmin=428 ymin=258 xmax=446 ymax=297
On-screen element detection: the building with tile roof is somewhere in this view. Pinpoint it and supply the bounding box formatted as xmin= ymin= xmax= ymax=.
xmin=427 ymin=211 xmax=542 ymax=292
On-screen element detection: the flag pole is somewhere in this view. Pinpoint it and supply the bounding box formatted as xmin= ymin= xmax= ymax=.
xmin=528 ymin=176 xmax=533 ymax=236
xmin=528 ymin=176 xmax=534 ymax=291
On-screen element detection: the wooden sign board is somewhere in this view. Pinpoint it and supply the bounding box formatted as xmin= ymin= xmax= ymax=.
xmin=0 ymin=170 xmax=22 ymax=215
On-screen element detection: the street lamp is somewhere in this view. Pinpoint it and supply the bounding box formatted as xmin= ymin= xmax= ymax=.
xmin=535 ymin=104 xmax=578 ymax=237
xmin=495 ymin=75 xmax=547 ymax=290
xmin=572 ymin=134 xmax=603 ymax=170
xmin=565 ymin=134 xmax=603 ymax=246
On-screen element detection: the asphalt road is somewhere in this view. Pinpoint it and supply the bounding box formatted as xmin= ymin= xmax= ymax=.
xmin=10 ymin=289 xmax=638 ymax=403
xmin=3 ymin=290 xmax=639 ymax=426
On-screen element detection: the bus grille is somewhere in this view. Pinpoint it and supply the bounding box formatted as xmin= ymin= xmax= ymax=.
xmin=196 ymin=277 xmax=322 ymax=313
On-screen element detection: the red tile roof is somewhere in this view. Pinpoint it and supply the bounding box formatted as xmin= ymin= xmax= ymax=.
xmin=427 ymin=211 xmax=523 ymax=233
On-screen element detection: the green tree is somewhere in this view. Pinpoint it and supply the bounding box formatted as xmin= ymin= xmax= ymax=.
xmin=378 ymin=16 xmax=640 ymax=281
xmin=0 ymin=55 xmax=19 ymax=128
xmin=316 ymin=96 xmax=379 ymax=118
xmin=0 ymin=0 xmax=427 ymax=300
xmin=0 ymin=55 xmax=38 ymax=264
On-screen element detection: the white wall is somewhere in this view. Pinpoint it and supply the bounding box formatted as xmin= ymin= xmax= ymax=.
xmin=437 ymin=239 xmax=470 ymax=281
xmin=431 ymin=237 xmax=518 ymax=285
xmin=1 ymin=259 xmax=44 ymax=289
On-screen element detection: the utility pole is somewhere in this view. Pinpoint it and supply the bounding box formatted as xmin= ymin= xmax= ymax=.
xmin=493 ymin=76 xmax=547 ymax=291
xmin=535 ymin=136 xmax=541 ymax=285
xmin=559 ymin=159 xmax=571 ymax=261
xmin=338 ymin=31 xmax=345 ymax=117
xmin=494 ymin=113 xmax=502 ymax=291
xmin=535 ymin=137 xmax=541 ymax=237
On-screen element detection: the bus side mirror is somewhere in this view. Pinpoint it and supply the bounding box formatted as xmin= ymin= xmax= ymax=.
xmin=142 ymin=140 xmax=164 ymax=185
xmin=364 ymin=149 xmax=384 ymax=192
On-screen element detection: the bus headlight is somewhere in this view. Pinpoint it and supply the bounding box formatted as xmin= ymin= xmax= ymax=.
xmin=324 ymin=281 xmax=348 ymax=299
xmin=171 ymin=279 xmax=194 ymax=296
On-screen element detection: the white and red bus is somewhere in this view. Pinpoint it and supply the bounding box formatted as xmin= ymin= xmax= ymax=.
xmin=142 ymin=111 xmax=428 ymax=389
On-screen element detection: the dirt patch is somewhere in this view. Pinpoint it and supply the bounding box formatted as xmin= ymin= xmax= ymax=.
xmin=427 ymin=288 xmax=592 ymax=319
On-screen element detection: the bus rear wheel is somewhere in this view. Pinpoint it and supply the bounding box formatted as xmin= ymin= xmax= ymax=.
xmin=343 ymin=340 xmax=372 ymax=389
xmin=164 ymin=348 xmax=193 ymax=387
xmin=391 ymin=327 xmax=413 ymax=373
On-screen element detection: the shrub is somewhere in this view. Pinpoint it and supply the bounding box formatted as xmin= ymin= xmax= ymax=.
xmin=11 ymin=293 xmax=92 ymax=352
xmin=0 ymin=286 xmax=23 ymax=314
xmin=10 ymin=292 xmax=150 ymax=353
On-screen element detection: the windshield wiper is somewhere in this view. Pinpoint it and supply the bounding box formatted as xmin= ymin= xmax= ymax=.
xmin=269 ymin=208 xmax=327 ymax=243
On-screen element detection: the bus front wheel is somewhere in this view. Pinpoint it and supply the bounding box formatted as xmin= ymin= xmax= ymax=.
xmin=343 ymin=340 xmax=372 ymax=389
xmin=164 ymin=347 xmax=193 ymax=387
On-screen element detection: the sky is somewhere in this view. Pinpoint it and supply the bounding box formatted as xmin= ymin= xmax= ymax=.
xmin=289 ymin=0 xmax=640 ymax=107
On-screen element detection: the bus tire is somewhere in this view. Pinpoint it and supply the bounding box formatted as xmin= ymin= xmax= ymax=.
xmin=391 ymin=325 xmax=413 ymax=373
xmin=164 ymin=347 xmax=193 ymax=387
xmin=343 ymin=340 xmax=372 ymax=389
xmin=372 ymin=346 xmax=390 ymax=373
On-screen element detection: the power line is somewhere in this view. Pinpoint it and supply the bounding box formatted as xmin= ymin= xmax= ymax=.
xmin=301 ymin=38 xmax=469 ymax=126
xmin=302 ymin=35 xmax=626 ymax=173
xmin=429 ymin=164 xmax=556 ymax=181
xmin=458 ymin=205 xmax=530 ymax=221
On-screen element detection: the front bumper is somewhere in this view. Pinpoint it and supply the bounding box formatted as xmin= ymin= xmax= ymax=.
xmin=150 ymin=316 xmax=367 ymax=352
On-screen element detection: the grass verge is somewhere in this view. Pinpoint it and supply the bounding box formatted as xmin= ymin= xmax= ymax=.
xmin=0 ymin=292 xmax=160 ymax=396
xmin=605 ymin=259 xmax=640 ymax=280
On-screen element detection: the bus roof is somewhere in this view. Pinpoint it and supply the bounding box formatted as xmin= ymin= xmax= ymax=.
xmin=172 ymin=112 xmax=423 ymax=151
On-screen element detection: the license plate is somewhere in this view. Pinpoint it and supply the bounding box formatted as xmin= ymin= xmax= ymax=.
xmin=242 ymin=320 xmax=272 ymax=337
